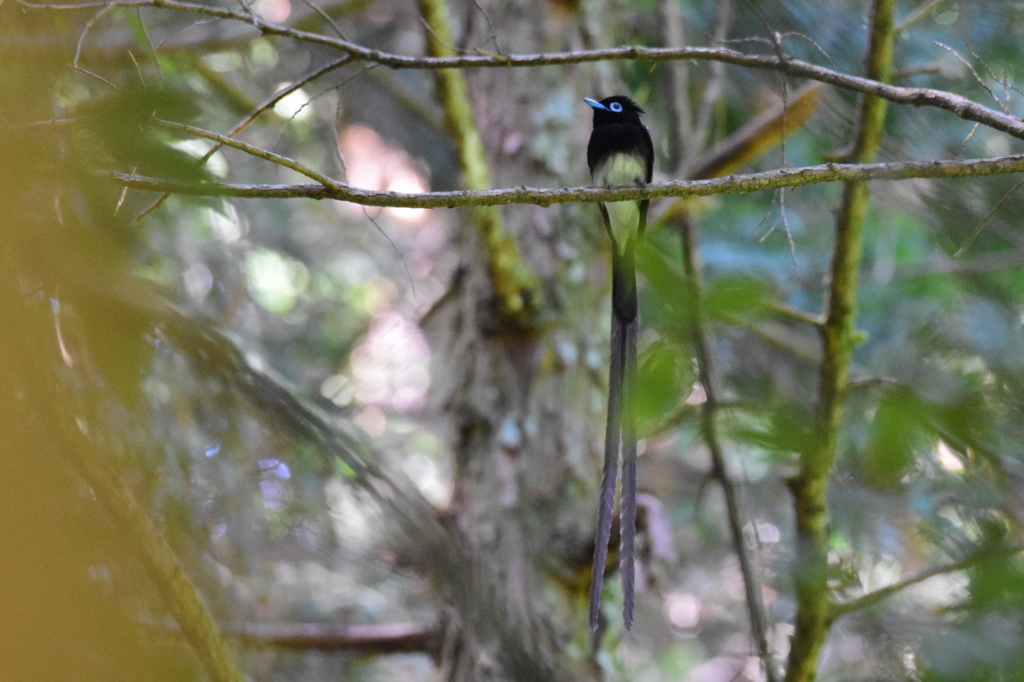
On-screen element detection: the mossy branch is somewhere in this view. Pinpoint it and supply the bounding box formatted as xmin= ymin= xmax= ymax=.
xmin=417 ymin=0 xmax=540 ymax=324
xmin=784 ymin=1 xmax=896 ymax=681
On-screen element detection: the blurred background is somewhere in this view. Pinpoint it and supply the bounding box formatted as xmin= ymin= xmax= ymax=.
xmin=4 ymin=0 xmax=1024 ymax=680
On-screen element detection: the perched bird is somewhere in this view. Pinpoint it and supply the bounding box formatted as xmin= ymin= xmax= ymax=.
xmin=584 ymin=95 xmax=654 ymax=631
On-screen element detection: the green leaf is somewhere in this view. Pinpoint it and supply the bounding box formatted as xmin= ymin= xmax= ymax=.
xmin=702 ymin=275 xmax=772 ymax=324
xmin=75 ymin=84 xmax=211 ymax=183
xmin=635 ymin=340 xmax=694 ymax=429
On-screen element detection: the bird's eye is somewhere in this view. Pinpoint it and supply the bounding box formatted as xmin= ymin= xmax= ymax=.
xmin=609 ymin=102 xmax=623 ymax=112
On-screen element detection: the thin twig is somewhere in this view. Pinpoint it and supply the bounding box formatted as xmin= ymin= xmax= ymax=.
xmin=679 ymin=215 xmax=778 ymax=682
xmin=223 ymin=621 xmax=440 ymax=654
xmin=895 ymin=0 xmax=946 ymax=35
xmin=954 ymin=176 xmax=1024 ymax=257
xmin=298 ymin=0 xmax=347 ymax=40
xmin=829 ymin=544 xmax=1024 ymax=621
xmin=933 ymin=41 xmax=1000 ymax=112
xmin=73 ymin=1 xmax=119 ymax=69
xmin=130 ymin=59 xmax=352 ymax=224
xmin=691 ymin=0 xmax=732 ymax=164
xmin=153 ymin=118 xmax=339 ymax=185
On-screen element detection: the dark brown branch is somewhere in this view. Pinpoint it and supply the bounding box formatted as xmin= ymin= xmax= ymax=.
xmin=224 ymin=622 xmax=441 ymax=655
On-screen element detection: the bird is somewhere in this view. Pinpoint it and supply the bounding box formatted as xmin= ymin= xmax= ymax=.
xmin=584 ymin=94 xmax=654 ymax=631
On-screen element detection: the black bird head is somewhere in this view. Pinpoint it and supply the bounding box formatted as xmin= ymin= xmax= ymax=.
xmin=584 ymin=95 xmax=645 ymax=126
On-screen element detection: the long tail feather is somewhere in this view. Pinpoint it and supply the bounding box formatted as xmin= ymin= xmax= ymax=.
xmin=589 ymin=300 xmax=625 ymax=630
xmin=621 ymin=312 xmax=638 ymax=629
xmin=590 ymin=244 xmax=639 ymax=631
xmin=614 ymin=244 xmax=639 ymax=630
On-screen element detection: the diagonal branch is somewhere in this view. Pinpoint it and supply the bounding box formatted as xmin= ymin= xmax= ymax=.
xmin=68 ymin=427 xmax=245 ymax=682
xmin=829 ymin=544 xmax=1024 ymax=621
xmin=154 ymin=119 xmax=337 ymax=185
xmin=132 ymin=56 xmax=354 ymax=224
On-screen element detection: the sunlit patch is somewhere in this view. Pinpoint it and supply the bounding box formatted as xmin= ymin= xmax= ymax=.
xmin=404 ymin=451 xmax=449 ymax=508
xmin=935 ymin=439 xmax=964 ymax=472
xmin=320 ymin=373 xmax=355 ymax=407
xmin=664 ymin=591 xmax=702 ymax=629
xmin=183 ymin=263 xmax=213 ymax=299
xmin=337 ymin=125 xmax=430 ymax=224
xmin=244 ymin=248 xmax=310 ymax=314
xmin=208 ymin=205 xmax=242 ymax=242
xmin=349 ymin=311 xmax=431 ymax=410
xmin=746 ymin=520 xmax=780 ymax=544
xmin=354 ymin=404 xmax=387 ymax=438
xmin=273 ymin=85 xmax=312 ymax=122
xmin=202 ymin=52 xmax=243 ymax=73
xmin=259 ymin=458 xmax=291 ymax=479
xmin=685 ymin=381 xmax=707 ymax=405
xmin=256 ymin=0 xmax=291 ymax=23
xmin=168 ymin=139 xmax=228 ymax=177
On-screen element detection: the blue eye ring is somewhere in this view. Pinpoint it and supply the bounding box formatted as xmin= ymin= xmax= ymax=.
xmin=609 ymin=101 xmax=623 ymax=112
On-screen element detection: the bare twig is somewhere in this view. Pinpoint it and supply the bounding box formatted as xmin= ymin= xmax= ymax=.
xmin=679 ymin=215 xmax=778 ymax=682
xmin=933 ymin=41 xmax=1001 ymax=112
xmin=829 ymin=544 xmax=1024 ymax=621
xmin=768 ymin=302 xmax=825 ymax=327
xmin=895 ymin=0 xmax=946 ymax=35
xmin=154 ymin=119 xmax=337 ymax=184
xmin=954 ymin=176 xmax=1024 ymax=256
xmin=298 ymin=0 xmax=347 ymax=40
xmin=73 ymin=1 xmax=119 ymax=69
xmin=691 ymin=0 xmax=732 ymax=160
xmin=131 ymin=57 xmax=353 ymax=224
xmin=659 ymin=0 xmax=692 ymax=171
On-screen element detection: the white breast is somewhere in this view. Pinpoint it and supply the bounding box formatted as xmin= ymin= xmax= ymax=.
xmin=593 ymin=154 xmax=646 ymax=250
xmin=593 ymin=154 xmax=646 ymax=188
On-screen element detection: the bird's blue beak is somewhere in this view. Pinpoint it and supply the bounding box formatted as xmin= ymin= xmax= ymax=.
xmin=584 ymin=97 xmax=607 ymax=111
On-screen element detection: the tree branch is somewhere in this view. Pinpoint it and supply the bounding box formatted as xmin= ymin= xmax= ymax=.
xmin=785 ymin=1 xmax=896 ymax=680
xmin=104 ymin=152 xmax=1024 ymax=207
xmin=829 ymin=544 xmax=1024 ymax=621
xmin=154 ymin=119 xmax=337 ymax=184
xmin=24 ymin=0 xmax=1024 ymax=139
xmin=223 ymin=621 xmax=441 ymax=655
xmin=679 ymin=216 xmax=778 ymax=682
xmin=416 ymin=0 xmax=540 ymax=323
